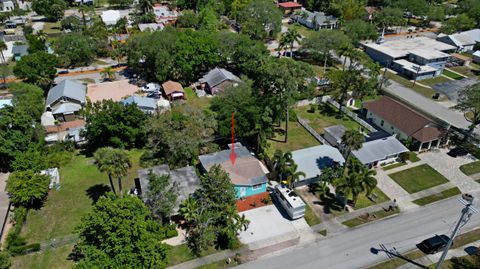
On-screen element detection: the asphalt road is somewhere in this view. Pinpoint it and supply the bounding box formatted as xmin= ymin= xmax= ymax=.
xmin=236 ymin=191 xmax=480 ymax=269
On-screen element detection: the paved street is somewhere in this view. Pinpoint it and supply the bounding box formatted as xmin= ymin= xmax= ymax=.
xmin=236 ymin=190 xmax=480 ymax=269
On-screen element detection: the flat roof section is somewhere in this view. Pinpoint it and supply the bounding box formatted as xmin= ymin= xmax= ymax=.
xmin=364 ymin=37 xmax=456 ymax=59
xmin=394 ymin=59 xmax=438 ymax=74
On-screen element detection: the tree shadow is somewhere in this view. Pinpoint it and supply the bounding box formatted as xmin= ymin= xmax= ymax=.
xmin=85 ymin=184 xmax=111 ymax=204
xmin=370 ymin=245 xmax=427 ymax=268
xmin=313 ymin=193 xmax=345 ymax=214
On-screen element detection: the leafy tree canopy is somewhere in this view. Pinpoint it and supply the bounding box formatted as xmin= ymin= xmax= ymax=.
xmin=54 ymin=33 xmax=97 ymax=68
xmin=6 ymin=170 xmax=50 ymax=207
xmin=342 ymin=19 xmax=378 ymax=45
xmin=238 ymin=0 xmax=282 ymax=40
xmin=145 ymin=172 xmax=179 ymax=223
xmin=455 ymin=82 xmax=480 ymax=133
xmin=74 ymin=194 xmax=169 ymax=268
xmin=13 ymin=51 xmax=58 ymax=90
xmin=10 ymin=82 xmax=45 ymax=120
xmin=32 ymin=0 xmax=67 ymax=21
xmin=441 ymin=13 xmax=476 ymax=34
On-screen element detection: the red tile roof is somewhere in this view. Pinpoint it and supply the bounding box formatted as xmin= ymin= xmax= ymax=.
xmin=278 ymin=1 xmax=302 ymax=8
xmin=45 ymin=119 xmax=86 ymax=133
xmin=364 ymin=96 xmax=442 ymax=143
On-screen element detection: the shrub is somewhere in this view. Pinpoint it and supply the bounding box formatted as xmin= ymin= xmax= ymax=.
xmin=399 ymin=152 xmax=409 ymax=163
xmin=9 ymin=243 xmax=41 ymax=256
xmin=288 ymin=109 xmax=298 ymax=122
xmin=307 ymin=104 xmax=316 ymax=113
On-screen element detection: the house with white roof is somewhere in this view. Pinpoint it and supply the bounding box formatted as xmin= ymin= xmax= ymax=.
xmin=363 ymin=36 xmax=456 ymax=80
xmin=45 ymin=79 xmax=86 ymax=122
xmin=101 ymin=10 xmax=121 ymax=26
xmin=292 ymin=10 xmax=339 ymax=30
xmin=437 ymin=29 xmax=480 ymax=52
xmin=473 ymin=51 xmax=480 ymax=64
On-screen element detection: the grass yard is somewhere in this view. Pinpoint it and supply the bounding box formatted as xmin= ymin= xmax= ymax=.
xmin=288 ymin=23 xmax=315 ymax=38
xmin=20 ymin=150 xmax=143 ymax=244
xmin=447 ymin=66 xmax=476 ymax=78
xmin=420 ymin=76 xmax=451 ymax=86
xmin=318 ymin=229 xmax=327 ymax=236
xmin=294 ymin=105 xmax=363 ymax=135
xmin=389 ymin=164 xmax=449 ymax=194
xmin=442 ymin=69 xmax=465 ymax=80
xmin=304 ymin=203 xmax=321 ymax=226
xmin=11 ymin=244 xmax=74 ymax=269
xmin=184 ymin=87 xmax=212 ymax=111
xmin=93 ymin=59 xmax=110 ymax=66
xmin=168 ymin=244 xmax=219 ymax=266
xmin=408 ymin=152 xmax=420 ymax=162
xmin=412 ymin=187 xmax=461 ymax=206
xmin=267 ymin=120 xmax=320 ymax=156
xmin=342 ymin=207 xmax=400 ymax=228
xmin=459 ymin=161 xmax=480 ymax=176
xmin=385 ymin=72 xmax=441 ymax=100
xmin=78 ymin=78 xmax=96 ymax=84
xmin=354 ymin=188 xmax=390 ymax=210
xmin=43 ymin=22 xmax=62 ymax=35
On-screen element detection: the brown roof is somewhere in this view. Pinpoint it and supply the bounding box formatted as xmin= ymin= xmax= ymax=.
xmin=162 ymin=80 xmax=184 ymax=96
xmin=202 ymin=156 xmax=268 ymax=186
xmin=364 ymin=96 xmax=442 ymax=142
xmin=45 ymin=119 xmax=86 ymax=133
xmin=87 ymin=80 xmax=138 ymax=103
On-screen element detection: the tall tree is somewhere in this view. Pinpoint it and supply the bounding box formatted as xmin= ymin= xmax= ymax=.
xmin=74 ymin=194 xmax=169 ymax=268
xmin=13 ymin=51 xmax=58 ymax=91
xmin=301 ymin=29 xmax=350 ymax=71
xmin=455 ymin=82 xmax=480 ymax=134
xmin=285 ymin=163 xmax=306 ymax=188
xmin=54 ymin=33 xmax=96 ymax=67
xmin=100 ymin=66 xmax=116 ymax=81
xmin=272 ymin=150 xmax=294 ymax=181
xmin=341 ymin=129 xmax=364 ymax=170
xmin=32 ymin=0 xmax=67 ymax=21
xmin=144 ymin=172 xmax=179 ymax=223
xmin=179 ymin=196 xmax=198 ymax=223
xmin=333 ymin=168 xmax=363 ymax=207
xmin=239 ymin=0 xmax=282 ymax=40
xmin=330 ymin=0 xmax=366 ymax=22
xmin=230 ymin=0 xmax=252 ymax=20
xmin=441 ymin=14 xmax=476 ymax=34
xmin=93 ymin=147 xmax=131 ymax=197
xmin=184 ymin=165 xmax=248 ymax=254
xmin=198 ymin=5 xmax=219 ymax=32
xmin=6 ymin=170 xmax=50 ymax=208
xmin=342 ymin=19 xmax=378 ymax=46
xmin=374 ymin=7 xmax=405 ymax=36
xmin=9 ymin=82 xmax=45 ymax=120
xmin=279 ymin=28 xmax=301 ymax=58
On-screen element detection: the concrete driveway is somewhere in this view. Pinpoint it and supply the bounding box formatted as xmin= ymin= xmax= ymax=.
xmin=238 ymin=204 xmax=311 ymax=250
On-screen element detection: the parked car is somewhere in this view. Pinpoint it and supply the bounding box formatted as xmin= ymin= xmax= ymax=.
xmin=447 ymin=147 xmax=468 ymax=158
xmin=417 ymin=234 xmax=450 ymax=254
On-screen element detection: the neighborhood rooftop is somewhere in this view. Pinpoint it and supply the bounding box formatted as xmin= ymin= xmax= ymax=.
xmin=200 ymin=67 xmax=241 ymax=88
xmin=86 ymin=80 xmax=138 ymax=103
xmin=352 ymin=136 xmax=409 ymax=165
xmin=46 ymin=79 xmax=86 ymax=107
xmin=363 ymin=37 xmax=456 ymax=59
xmin=291 ymin=145 xmax=345 ymax=181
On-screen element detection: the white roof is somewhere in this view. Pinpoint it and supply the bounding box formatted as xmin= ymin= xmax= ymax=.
xmin=352 ymin=136 xmax=408 ymax=165
xmin=448 ymin=29 xmax=480 ymax=47
xmin=394 ymin=59 xmax=438 ymax=73
xmin=274 ymin=184 xmax=305 ymax=209
xmin=138 ymin=23 xmax=164 ymax=32
xmin=52 ymin=103 xmax=82 ymax=115
xmin=364 ymin=37 xmax=456 ymax=59
xmin=0 ymin=99 xmax=12 ymax=109
xmin=291 ymin=145 xmax=345 ymax=180
xmin=473 ymin=51 xmax=480 ymax=57
xmin=101 ymin=10 xmax=121 ymax=26
xmin=41 ymin=111 xmax=55 ymax=127
xmin=409 ymin=49 xmax=450 ymax=60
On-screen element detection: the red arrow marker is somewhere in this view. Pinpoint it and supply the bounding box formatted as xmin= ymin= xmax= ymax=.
xmin=230 ymin=111 xmax=237 ymax=165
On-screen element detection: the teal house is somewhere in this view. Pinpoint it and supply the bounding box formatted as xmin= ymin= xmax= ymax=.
xmin=199 ymin=143 xmax=269 ymax=199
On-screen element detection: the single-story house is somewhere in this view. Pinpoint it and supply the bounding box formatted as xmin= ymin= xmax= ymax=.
xmin=0 ymin=98 xmax=12 ymax=109
xmin=352 ymin=135 xmax=409 ymax=168
xmin=46 ymin=79 xmax=86 ymax=122
xmin=138 ymin=23 xmax=164 ymax=32
xmin=121 ymin=95 xmax=157 ymax=114
xmin=43 ymin=119 xmax=86 ymax=144
xmin=40 ymin=167 xmax=60 ymax=190
xmin=291 ymin=145 xmax=345 ymax=187
xmin=199 ymin=67 xmax=242 ymax=95
xmin=199 ymin=143 xmax=269 ymax=199
xmin=473 ymin=51 xmax=480 ymax=64
xmin=292 ymin=10 xmax=339 ymax=30
xmin=136 ymin=165 xmax=200 ymax=212
xmin=364 ymin=96 xmax=448 ymax=151
xmin=278 ymin=1 xmax=302 ymax=14
xmin=153 ymin=4 xmax=178 ymax=24
xmin=12 ymin=44 xmax=28 ymax=61
xmin=0 ymin=0 xmax=14 ymax=12
xmin=363 ymin=37 xmax=456 ymax=80
xmin=162 ymin=80 xmax=185 ymax=101
xmin=101 ymin=10 xmax=121 ymax=26
xmin=437 ymin=29 xmax=480 ymax=52
xmin=87 ymin=80 xmax=138 ymax=103
xmin=323 ymin=125 xmax=346 ymax=148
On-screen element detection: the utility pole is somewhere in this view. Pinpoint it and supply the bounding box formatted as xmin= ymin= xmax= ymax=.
xmin=435 ymin=194 xmax=478 ymax=269
xmin=412 ymin=65 xmax=421 ymax=87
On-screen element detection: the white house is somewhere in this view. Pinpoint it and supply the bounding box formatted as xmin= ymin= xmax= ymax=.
xmin=473 ymin=51 xmax=480 ymax=64
xmin=437 ymin=29 xmax=480 ymax=52
xmin=0 ymin=0 xmax=14 ymax=12
xmin=101 ymin=10 xmax=121 ymax=26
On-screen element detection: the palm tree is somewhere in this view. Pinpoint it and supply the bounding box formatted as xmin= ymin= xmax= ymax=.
xmin=93 ymin=147 xmax=131 ymax=196
xmin=100 ymin=67 xmax=116 ymax=81
xmin=78 ymin=4 xmax=94 ymax=29
xmin=341 ymin=129 xmax=364 ymax=171
xmin=0 ymin=41 xmax=6 ymax=65
xmin=334 ymin=172 xmax=364 ymax=207
xmin=36 ymin=30 xmax=48 ymax=46
xmin=285 ymin=163 xmax=306 ymax=188
xmin=138 ymin=0 xmax=154 ymax=14
xmin=272 ymin=150 xmax=294 ymax=181
xmin=337 ymin=44 xmax=354 ymax=71
xmin=179 ymin=196 xmax=197 ymax=223
xmin=234 ymin=214 xmax=250 ymax=231
xmin=279 ymin=29 xmax=301 ymax=58
xmin=357 ymin=165 xmax=377 ymax=197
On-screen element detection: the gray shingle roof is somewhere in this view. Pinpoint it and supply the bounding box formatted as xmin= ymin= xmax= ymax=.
xmin=324 ymin=125 xmax=346 ymax=144
xmin=291 ymin=145 xmax=345 ymax=180
xmin=121 ymin=95 xmax=156 ymax=109
xmin=352 ymin=136 xmax=408 ymax=165
xmin=137 ymin=165 xmax=200 ymax=212
xmin=12 ymin=44 xmax=28 ymax=56
xmin=200 ymin=68 xmax=241 ymax=88
xmin=46 ymin=79 xmax=86 ymax=107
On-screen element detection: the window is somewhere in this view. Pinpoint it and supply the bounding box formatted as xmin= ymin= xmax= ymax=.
xmin=380 ymin=120 xmax=384 ymax=127
xmin=252 ymin=184 xmax=263 ymax=191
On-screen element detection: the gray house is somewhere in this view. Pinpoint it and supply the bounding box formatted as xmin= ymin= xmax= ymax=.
xmin=352 ymin=135 xmax=408 ymax=168
xmin=437 ymin=29 xmax=480 ymax=52
xmin=121 ymin=95 xmax=157 ymax=114
xmin=199 ymin=67 xmax=242 ymax=95
xmin=46 ymin=79 xmax=86 ymax=122
xmin=323 ymin=125 xmax=346 ymax=148
xmin=292 ymin=10 xmax=339 ymax=30
xmin=12 ymin=44 xmax=28 ymax=61
xmin=137 ymin=165 xmax=200 ymax=213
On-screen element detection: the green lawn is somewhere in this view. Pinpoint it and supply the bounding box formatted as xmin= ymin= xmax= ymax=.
xmin=342 ymin=207 xmax=400 ymax=228
xmin=168 ymin=244 xmax=219 ymax=266
xmin=420 ymin=76 xmax=451 ymax=86
xmin=20 ymin=150 xmax=143 ymax=244
xmin=442 ymin=69 xmax=465 ymax=80
xmin=385 ymin=72 xmax=441 ymax=100
xmin=389 ymin=164 xmax=449 ymax=194
xmin=184 ymin=87 xmax=212 ymax=111
xmin=287 ymin=23 xmax=315 ymax=38
xmin=318 ymin=229 xmax=327 ymax=236
xmin=354 ymin=188 xmax=390 ymax=210
xmin=459 ymin=161 xmax=480 ymax=176
xmin=304 ymin=203 xmax=321 ymax=226
xmin=294 ymin=105 xmax=363 ymax=135
xmin=408 ymin=152 xmax=420 ymax=162
xmin=11 ymin=244 xmax=74 ymax=269
xmin=412 ymin=187 xmax=461 ymax=206
xmin=267 ymin=120 xmax=320 ymax=156
xmin=447 ymin=66 xmax=475 ymax=78
xmin=43 ymin=22 xmax=62 ymax=35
